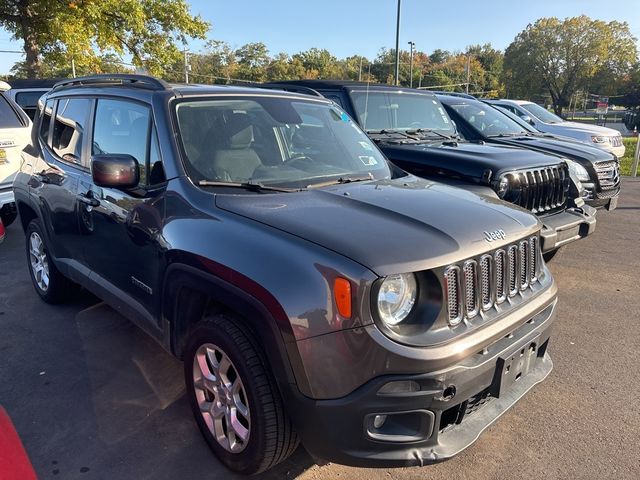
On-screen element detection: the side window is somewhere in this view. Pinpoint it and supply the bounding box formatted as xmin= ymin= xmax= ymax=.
xmin=15 ymin=91 xmax=48 ymax=120
xmin=52 ymin=97 xmax=91 ymax=166
xmin=93 ymin=98 xmax=165 ymax=187
xmin=0 ymin=93 xmax=23 ymax=128
xmin=38 ymin=99 xmax=54 ymax=145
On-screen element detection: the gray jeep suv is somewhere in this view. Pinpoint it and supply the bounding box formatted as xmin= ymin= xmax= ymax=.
xmin=13 ymin=75 xmax=557 ymax=474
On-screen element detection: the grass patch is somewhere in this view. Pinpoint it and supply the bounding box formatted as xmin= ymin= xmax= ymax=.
xmin=620 ymin=137 xmax=639 ymax=176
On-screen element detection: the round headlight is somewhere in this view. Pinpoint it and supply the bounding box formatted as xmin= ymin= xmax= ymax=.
xmin=566 ymin=159 xmax=590 ymax=182
xmin=496 ymin=176 xmax=509 ymax=198
xmin=377 ymin=273 xmax=418 ymax=326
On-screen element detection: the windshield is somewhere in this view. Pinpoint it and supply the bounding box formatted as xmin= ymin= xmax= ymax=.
xmin=449 ymin=102 xmax=530 ymax=137
xmin=521 ymin=103 xmax=564 ymax=124
xmin=493 ymin=106 xmax=538 ymax=132
xmin=175 ymin=97 xmax=390 ymax=189
xmin=349 ymin=90 xmax=455 ymax=135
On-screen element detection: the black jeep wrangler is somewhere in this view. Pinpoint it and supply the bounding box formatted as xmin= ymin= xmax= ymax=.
xmin=436 ymin=94 xmax=620 ymax=210
xmin=263 ymin=81 xmax=597 ymax=261
xmin=14 ymin=75 xmax=557 ymax=474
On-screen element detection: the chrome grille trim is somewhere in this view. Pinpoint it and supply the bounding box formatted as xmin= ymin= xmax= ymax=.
xmin=519 ymin=240 xmax=529 ymax=290
xmin=594 ymin=160 xmax=620 ymax=190
xmin=504 ymin=165 xmax=568 ymax=214
xmin=479 ymin=255 xmax=493 ymax=311
xmin=529 ymin=237 xmax=538 ymax=283
xmin=444 ymin=266 xmax=462 ymax=326
xmin=463 ymin=260 xmax=479 ymax=318
xmin=494 ymin=249 xmax=507 ymax=304
xmin=443 ymin=236 xmax=543 ymax=326
xmin=507 ymin=245 xmax=518 ymax=297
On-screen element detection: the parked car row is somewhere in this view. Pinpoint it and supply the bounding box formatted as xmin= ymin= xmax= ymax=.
xmin=4 ymin=75 xmax=620 ymax=475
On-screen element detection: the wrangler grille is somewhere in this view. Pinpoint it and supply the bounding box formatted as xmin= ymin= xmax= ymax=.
xmin=444 ymin=236 xmax=541 ymax=325
xmin=502 ymin=165 xmax=568 ymax=214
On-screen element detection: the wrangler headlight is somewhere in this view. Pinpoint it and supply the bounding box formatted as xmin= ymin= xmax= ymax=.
xmin=377 ymin=273 xmax=418 ymax=326
xmin=566 ymin=159 xmax=590 ymax=182
xmin=496 ymin=176 xmax=509 ymax=198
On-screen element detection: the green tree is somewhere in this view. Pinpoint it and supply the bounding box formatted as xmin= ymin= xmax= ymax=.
xmin=503 ymin=16 xmax=638 ymax=115
xmin=0 ymin=0 xmax=209 ymax=77
xmin=235 ymin=42 xmax=270 ymax=82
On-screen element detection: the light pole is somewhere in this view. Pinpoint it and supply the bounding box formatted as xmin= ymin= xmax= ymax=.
xmin=408 ymin=41 xmax=415 ymax=88
xmin=394 ymin=0 xmax=401 ymax=85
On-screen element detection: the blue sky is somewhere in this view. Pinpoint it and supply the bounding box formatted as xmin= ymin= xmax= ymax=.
xmin=1 ymin=0 xmax=639 ymax=74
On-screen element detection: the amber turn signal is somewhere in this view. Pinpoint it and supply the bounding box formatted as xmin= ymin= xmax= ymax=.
xmin=334 ymin=277 xmax=352 ymax=319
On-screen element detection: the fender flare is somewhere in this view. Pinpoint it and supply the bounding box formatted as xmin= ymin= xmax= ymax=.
xmin=162 ymin=261 xmax=312 ymax=397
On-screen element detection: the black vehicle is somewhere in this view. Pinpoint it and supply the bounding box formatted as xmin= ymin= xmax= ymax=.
xmin=3 ymin=78 xmax=60 ymax=120
xmin=14 ymin=75 xmax=557 ymax=473
xmin=263 ymin=81 xmax=597 ymax=260
xmin=437 ymin=94 xmax=620 ymax=210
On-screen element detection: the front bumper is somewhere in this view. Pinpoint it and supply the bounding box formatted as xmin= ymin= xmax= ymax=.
xmin=286 ymin=297 xmax=556 ymax=467
xmin=539 ymin=205 xmax=597 ymax=252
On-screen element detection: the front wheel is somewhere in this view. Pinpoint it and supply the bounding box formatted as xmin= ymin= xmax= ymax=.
xmin=184 ymin=314 xmax=299 ymax=474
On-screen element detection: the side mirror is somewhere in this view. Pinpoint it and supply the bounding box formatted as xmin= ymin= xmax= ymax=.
xmin=521 ymin=115 xmax=534 ymax=125
xmin=91 ymin=154 xmax=139 ymax=189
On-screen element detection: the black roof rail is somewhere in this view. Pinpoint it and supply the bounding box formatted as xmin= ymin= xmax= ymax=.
xmin=52 ymin=74 xmax=170 ymax=92
xmin=257 ymin=83 xmax=324 ymax=98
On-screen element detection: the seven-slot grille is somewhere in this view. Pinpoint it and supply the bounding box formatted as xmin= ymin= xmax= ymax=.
xmin=444 ymin=236 xmax=541 ymax=326
xmin=502 ymin=165 xmax=568 ymax=214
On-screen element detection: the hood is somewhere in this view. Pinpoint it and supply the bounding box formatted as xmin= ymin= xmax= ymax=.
xmin=215 ymin=175 xmax=541 ymax=276
xmin=540 ymin=121 xmax=620 ymax=137
xmin=495 ymin=135 xmax=614 ymax=165
xmin=378 ymin=140 xmax=564 ymax=179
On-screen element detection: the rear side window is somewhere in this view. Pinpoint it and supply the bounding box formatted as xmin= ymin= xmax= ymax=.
xmin=0 ymin=93 xmax=23 ymax=128
xmin=52 ymin=97 xmax=91 ymax=165
xmin=39 ymin=99 xmax=54 ymax=144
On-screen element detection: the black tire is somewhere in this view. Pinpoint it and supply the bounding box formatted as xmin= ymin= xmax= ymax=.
xmin=0 ymin=209 xmax=17 ymax=227
xmin=543 ymin=247 xmax=563 ymax=263
xmin=25 ymin=219 xmax=77 ymax=304
xmin=184 ymin=314 xmax=299 ymax=475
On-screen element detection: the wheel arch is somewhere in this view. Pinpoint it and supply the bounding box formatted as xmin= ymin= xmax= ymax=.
xmin=162 ymin=261 xmax=311 ymax=397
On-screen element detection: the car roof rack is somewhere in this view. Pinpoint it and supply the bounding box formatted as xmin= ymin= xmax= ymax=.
xmin=52 ymin=74 xmax=170 ymax=92
xmin=257 ymin=83 xmax=324 ymax=98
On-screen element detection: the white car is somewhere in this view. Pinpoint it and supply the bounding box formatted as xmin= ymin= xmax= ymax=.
xmin=485 ymin=99 xmax=625 ymax=158
xmin=0 ymin=81 xmax=32 ymax=227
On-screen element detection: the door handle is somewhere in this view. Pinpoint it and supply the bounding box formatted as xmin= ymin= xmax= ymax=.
xmin=77 ymin=192 xmax=100 ymax=207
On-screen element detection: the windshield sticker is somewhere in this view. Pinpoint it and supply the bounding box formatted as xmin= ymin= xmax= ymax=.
xmin=359 ymin=155 xmax=378 ymax=166
xmin=438 ymin=107 xmax=450 ymax=123
xmin=341 ymin=112 xmax=350 ymax=122
xmin=359 ymin=141 xmax=373 ymax=151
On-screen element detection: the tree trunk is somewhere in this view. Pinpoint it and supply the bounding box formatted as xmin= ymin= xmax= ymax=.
xmin=23 ymin=33 xmax=41 ymax=78
xmin=18 ymin=0 xmax=41 ymax=78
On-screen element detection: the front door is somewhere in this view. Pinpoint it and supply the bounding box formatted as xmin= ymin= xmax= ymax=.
xmin=79 ymin=98 xmax=167 ymax=327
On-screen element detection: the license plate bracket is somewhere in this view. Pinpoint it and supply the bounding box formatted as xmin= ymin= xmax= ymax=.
xmin=490 ymin=333 xmax=541 ymax=398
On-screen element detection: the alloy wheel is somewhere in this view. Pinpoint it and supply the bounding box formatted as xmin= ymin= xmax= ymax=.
xmin=193 ymin=343 xmax=251 ymax=453
xmin=29 ymin=232 xmax=49 ymax=292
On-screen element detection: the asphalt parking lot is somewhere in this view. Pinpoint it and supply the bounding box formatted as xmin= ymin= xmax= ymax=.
xmin=1 ymin=178 xmax=640 ymax=480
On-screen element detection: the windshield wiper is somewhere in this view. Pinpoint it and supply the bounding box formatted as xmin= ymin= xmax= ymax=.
xmin=198 ymin=180 xmax=303 ymax=193
xmin=486 ymin=133 xmax=522 ymax=138
xmin=366 ymin=129 xmax=421 ymax=140
xmin=307 ymin=173 xmax=374 ymax=189
xmin=405 ymin=128 xmax=455 ymax=140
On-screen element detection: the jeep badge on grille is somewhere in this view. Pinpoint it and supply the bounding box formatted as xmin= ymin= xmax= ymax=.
xmin=484 ymin=229 xmax=506 ymax=242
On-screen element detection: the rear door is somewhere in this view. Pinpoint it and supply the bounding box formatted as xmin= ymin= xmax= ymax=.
xmin=29 ymin=96 xmax=93 ymax=280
